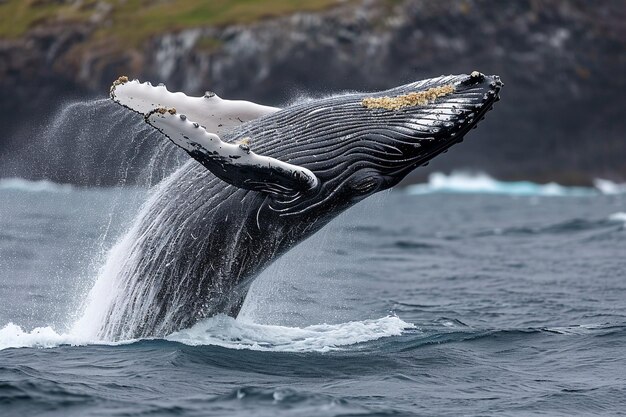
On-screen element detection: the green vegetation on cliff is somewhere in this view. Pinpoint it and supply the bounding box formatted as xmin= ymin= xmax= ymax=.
xmin=0 ymin=0 xmax=340 ymax=45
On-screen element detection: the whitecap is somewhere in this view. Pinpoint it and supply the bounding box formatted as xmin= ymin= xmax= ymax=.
xmin=594 ymin=179 xmax=626 ymax=195
xmin=0 ymin=323 xmax=86 ymax=350
xmin=608 ymin=212 xmax=626 ymax=226
xmin=167 ymin=315 xmax=414 ymax=352
xmin=1 ymin=315 xmax=414 ymax=352
xmin=0 ymin=178 xmax=74 ymax=193
xmin=406 ymin=171 xmax=597 ymax=197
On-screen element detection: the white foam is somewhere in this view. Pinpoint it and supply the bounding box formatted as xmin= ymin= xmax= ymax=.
xmin=406 ymin=172 xmax=601 ymax=197
xmin=167 ymin=315 xmax=413 ymax=352
xmin=0 ymin=323 xmax=87 ymax=350
xmin=0 ymin=177 xmax=74 ymax=193
xmin=0 ymin=315 xmax=413 ymax=352
xmin=608 ymin=212 xmax=626 ymax=225
xmin=594 ymin=179 xmax=626 ymax=195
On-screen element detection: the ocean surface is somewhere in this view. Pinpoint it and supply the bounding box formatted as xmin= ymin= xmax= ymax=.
xmin=1 ymin=173 xmax=625 ymax=416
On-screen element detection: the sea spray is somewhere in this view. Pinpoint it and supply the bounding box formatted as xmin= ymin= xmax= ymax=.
xmin=71 ymin=171 xmax=182 ymax=340
xmin=1 ymin=98 xmax=183 ymax=187
xmin=4 ymin=98 xmax=197 ymax=340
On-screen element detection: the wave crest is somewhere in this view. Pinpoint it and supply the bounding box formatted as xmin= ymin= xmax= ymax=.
xmin=0 ymin=323 xmax=84 ymax=350
xmin=167 ymin=315 xmax=414 ymax=352
xmin=0 ymin=315 xmax=413 ymax=352
xmin=608 ymin=212 xmax=626 ymax=226
xmin=406 ymin=172 xmax=625 ymax=196
xmin=0 ymin=178 xmax=73 ymax=193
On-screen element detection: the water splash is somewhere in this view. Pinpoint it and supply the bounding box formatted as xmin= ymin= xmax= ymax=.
xmin=168 ymin=315 xmax=413 ymax=352
xmin=0 ymin=98 xmax=192 ymax=340
xmin=70 ymin=173 xmax=179 ymax=340
xmin=1 ymin=98 xmax=184 ymax=187
xmin=0 ymin=323 xmax=87 ymax=350
xmin=0 ymin=315 xmax=413 ymax=352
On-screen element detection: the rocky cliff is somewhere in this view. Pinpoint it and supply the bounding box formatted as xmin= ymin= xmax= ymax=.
xmin=1 ymin=0 xmax=624 ymax=185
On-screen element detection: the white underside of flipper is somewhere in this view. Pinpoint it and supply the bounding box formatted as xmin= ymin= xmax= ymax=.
xmin=146 ymin=108 xmax=318 ymax=195
xmin=110 ymin=76 xmax=279 ymax=135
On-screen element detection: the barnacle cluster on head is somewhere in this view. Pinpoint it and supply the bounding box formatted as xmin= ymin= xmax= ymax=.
xmin=362 ymin=84 xmax=455 ymax=111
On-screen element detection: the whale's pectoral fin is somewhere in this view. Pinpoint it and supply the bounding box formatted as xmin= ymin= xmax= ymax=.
xmin=110 ymin=76 xmax=279 ymax=135
xmin=146 ymin=109 xmax=318 ymax=196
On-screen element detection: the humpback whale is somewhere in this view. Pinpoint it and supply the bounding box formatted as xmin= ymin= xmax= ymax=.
xmin=98 ymin=72 xmax=502 ymax=340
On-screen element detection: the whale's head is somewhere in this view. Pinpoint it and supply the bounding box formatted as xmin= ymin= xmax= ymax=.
xmin=261 ymin=72 xmax=502 ymax=217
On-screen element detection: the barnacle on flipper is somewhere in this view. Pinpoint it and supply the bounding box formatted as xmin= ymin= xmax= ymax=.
xmin=362 ymin=84 xmax=455 ymax=111
xmin=236 ymin=137 xmax=252 ymax=146
xmin=110 ymin=75 xmax=129 ymax=95
xmin=112 ymin=75 xmax=129 ymax=86
xmin=235 ymin=137 xmax=252 ymax=153
xmin=152 ymin=107 xmax=177 ymax=115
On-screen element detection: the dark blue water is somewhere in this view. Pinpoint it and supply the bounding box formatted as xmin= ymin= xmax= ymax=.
xmin=1 ymin=176 xmax=625 ymax=416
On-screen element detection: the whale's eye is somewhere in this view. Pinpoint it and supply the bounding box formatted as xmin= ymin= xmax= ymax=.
xmin=350 ymin=170 xmax=383 ymax=195
xmin=355 ymin=181 xmax=375 ymax=194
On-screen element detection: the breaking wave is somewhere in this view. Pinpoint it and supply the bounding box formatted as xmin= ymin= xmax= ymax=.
xmin=608 ymin=212 xmax=626 ymax=226
xmin=167 ymin=315 xmax=412 ymax=352
xmin=595 ymin=179 xmax=626 ymax=195
xmin=406 ymin=172 xmax=626 ymax=196
xmin=0 ymin=177 xmax=74 ymax=193
xmin=0 ymin=315 xmax=413 ymax=353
